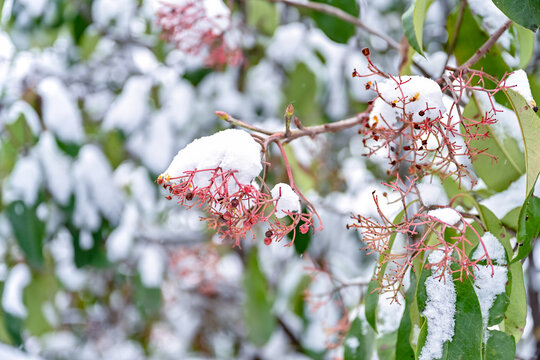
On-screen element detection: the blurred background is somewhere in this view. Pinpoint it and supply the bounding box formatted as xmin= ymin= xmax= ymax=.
xmin=0 ymin=0 xmax=539 ymax=359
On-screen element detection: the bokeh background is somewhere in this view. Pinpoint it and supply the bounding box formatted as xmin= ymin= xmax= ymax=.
xmin=0 ymin=0 xmax=539 ymax=359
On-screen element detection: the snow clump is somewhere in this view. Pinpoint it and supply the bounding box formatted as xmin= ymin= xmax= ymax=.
xmin=271 ymin=183 xmax=301 ymax=218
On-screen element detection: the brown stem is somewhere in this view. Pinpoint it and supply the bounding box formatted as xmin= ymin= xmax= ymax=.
xmin=453 ymin=19 xmax=512 ymax=74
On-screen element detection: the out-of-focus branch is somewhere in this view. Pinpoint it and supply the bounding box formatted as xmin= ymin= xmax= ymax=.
xmin=528 ymin=251 xmax=540 ymax=358
xmin=453 ymin=19 xmax=512 ymax=74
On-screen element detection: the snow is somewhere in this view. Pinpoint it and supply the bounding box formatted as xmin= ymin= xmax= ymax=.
xmin=480 ymin=175 xmax=526 ymax=218
xmin=372 ymin=76 xmax=446 ymax=124
xmin=103 ymin=76 xmax=152 ymax=135
xmin=49 ymin=229 xmax=87 ymax=291
xmin=271 ymin=183 xmax=301 ymax=218
xmin=106 ymin=204 xmax=139 ymax=262
xmin=420 ymin=251 xmax=456 ymax=360
xmin=473 ymin=232 xmax=507 ymax=265
xmin=92 ymin=0 xmax=135 ymax=32
xmin=2 ymin=263 xmax=31 ymax=318
xmin=138 ymin=245 xmax=166 ymax=288
xmin=18 ymin=0 xmax=47 ymax=17
xmin=161 ymin=129 xmax=262 ymax=187
xmin=473 ymin=264 xmax=507 ymax=337
xmin=427 ymin=208 xmax=461 ymax=226
xmin=0 ymin=343 xmax=43 ymax=360
xmin=467 ymin=0 xmax=511 ymax=49
xmin=505 ymin=70 xmax=537 ymax=108
xmin=2 ymin=154 xmax=42 ymax=206
xmin=37 ymin=131 xmax=72 ymax=205
xmin=417 ymin=182 xmax=448 ymax=207
xmin=37 ymin=77 xmax=84 ymax=144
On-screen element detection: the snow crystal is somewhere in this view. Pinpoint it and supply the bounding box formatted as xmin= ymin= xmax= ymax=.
xmin=37 ymin=77 xmax=84 ymax=144
xmin=2 ymin=263 xmax=31 ymax=318
xmin=420 ymin=252 xmax=456 ymax=360
xmin=103 ymin=76 xmax=152 ymax=135
xmin=37 ymin=131 xmax=72 ymax=205
xmin=373 ymin=76 xmax=446 ymax=123
xmin=161 ymin=129 xmax=262 ymax=186
xmin=2 ymin=154 xmax=41 ymax=206
xmin=473 ymin=232 xmax=507 ymax=265
xmin=271 ymin=183 xmax=301 ymax=218
xmin=138 ymin=244 xmax=166 ymax=288
xmin=427 ymin=208 xmax=461 ymax=226
xmin=473 ymin=265 xmax=508 ymax=335
xmin=505 ymin=70 xmax=536 ymax=108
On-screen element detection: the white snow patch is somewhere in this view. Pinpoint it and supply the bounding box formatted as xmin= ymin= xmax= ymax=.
xmin=106 ymin=204 xmax=139 ymax=262
xmin=2 ymin=263 xmax=31 ymax=318
xmin=417 ymin=182 xmax=448 ymax=207
xmin=271 ymin=183 xmax=301 ymax=218
xmin=419 ymin=251 xmax=456 ymax=360
xmin=473 ymin=232 xmax=507 ymax=265
xmin=0 ymin=343 xmax=43 ymax=360
xmin=3 ymin=154 xmax=41 ymax=206
xmin=161 ymin=129 xmax=262 ymax=187
xmin=473 ymin=265 xmax=508 ymax=337
xmin=49 ymin=229 xmax=87 ymax=291
xmin=505 ymin=70 xmax=536 ymax=108
xmin=37 ymin=77 xmax=84 ymax=144
xmin=138 ymin=244 xmax=166 ymax=288
xmin=427 ymin=208 xmax=461 ymax=226
xmin=18 ymin=0 xmax=47 ymax=17
xmin=36 ymin=131 xmax=72 ymax=205
xmin=480 ymin=175 xmax=526 ymax=218
xmin=467 ymin=0 xmax=511 ymax=49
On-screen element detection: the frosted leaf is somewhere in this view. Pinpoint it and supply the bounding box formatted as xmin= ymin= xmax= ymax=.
xmin=427 ymin=208 xmax=461 ymax=226
xmin=37 ymin=77 xmax=84 ymax=144
xmin=161 ymin=129 xmax=262 ymax=187
xmin=1 ymin=263 xmax=31 ymax=318
xmin=505 ymin=69 xmax=536 ymax=108
xmin=2 ymin=155 xmax=41 ymax=206
xmin=474 ymin=265 xmax=507 ymax=330
xmin=420 ymin=252 xmax=456 ymax=360
xmin=271 ymin=183 xmax=301 ymax=218
xmin=473 ymin=232 xmax=507 ymax=265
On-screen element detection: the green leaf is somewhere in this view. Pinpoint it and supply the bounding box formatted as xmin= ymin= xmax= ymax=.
xmin=463 ymin=95 xmax=525 ymax=192
xmin=492 ymin=0 xmax=540 ymax=31
xmin=247 ymin=0 xmax=279 ymax=36
xmin=500 ymin=262 xmax=526 ymax=341
xmin=24 ymin=271 xmax=58 ymax=335
xmin=6 ymin=202 xmax=45 ymax=269
xmin=309 ymin=0 xmax=359 ymax=44
xmin=376 ymin=331 xmax=396 ymax=360
xmin=501 ymin=207 xmax=520 ymax=231
xmin=513 ymin=185 xmax=540 ymax=263
xmin=485 ymin=330 xmax=516 ymax=360
xmin=3 ymin=312 xmax=23 ymax=346
xmin=283 ymin=63 xmax=321 ymax=126
xmin=402 ymin=0 xmax=431 ymax=55
xmin=503 ymin=89 xmax=540 ymax=195
xmin=478 ymin=205 xmax=513 ymax=260
xmin=396 ymin=271 xmax=416 ymax=360
xmin=514 ymin=24 xmax=535 ymax=68
xmin=344 ymin=316 xmax=374 ymax=360
xmin=365 ymin=211 xmax=405 ymax=333
xmin=243 ymin=250 xmax=276 ymax=346
xmin=488 ymin=290 xmax=511 ymax=327
xmin=134 ymin=275 xmax=162 ymax=319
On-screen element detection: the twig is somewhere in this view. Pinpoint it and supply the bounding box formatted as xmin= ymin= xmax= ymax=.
xmin=453 ymin=19 xmax=512 ymax=74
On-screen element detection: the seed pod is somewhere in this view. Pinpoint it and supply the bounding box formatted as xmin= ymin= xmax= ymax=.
xmin=362 ymin=47 xmax=370 ymax=56
xmin=264 ymin=237 xmax=272 ymax=245
xmin=186 ymin=192 xmax=194 ymax=201
xmin=265 ymin=230 xmax=273 ymax=237
xmin=418 ymin=110 xmax=425 ymax=116
xmin=231 ymin=198 xmax=239 ymax=207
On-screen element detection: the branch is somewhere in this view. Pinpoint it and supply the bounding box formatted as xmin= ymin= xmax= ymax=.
xmin=454 ymin=19 xmax=512 ymax=74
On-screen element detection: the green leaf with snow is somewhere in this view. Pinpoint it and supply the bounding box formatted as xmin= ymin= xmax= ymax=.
xmin=514 ymin=24 xmax=535 ymax=68
xmin=503 ymin=89 xmax=540 ymax=196
xmin=344 ymin=316 xmax=374 ymax=360
xmin=492 ymin=0 xmax=540 ymax=32
xmin=484 ymin=330 xmax=516 ymax=360
xmin=478 ymin=205 xmax=513 ymax=259
xmin=463 ymin=95 xmax=525 ymax=192
xmin=365 ymin=211 xmax=404 ymax=333
xmin=402 ymin=0 xmax=431 ymax=55
xmin=243 ymin=250 xmax=276 ymax=346
xmin=512 ymin=182 xmax=540 ymax=263
xmin=500 ymin=262 xmax=527 ymax=341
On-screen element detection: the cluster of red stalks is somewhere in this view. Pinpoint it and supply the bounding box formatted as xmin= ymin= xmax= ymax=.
xmin=353 ymin=49 xmax=511 ymax=188
xmin=155 ymin=1 xmax=242 ymax=67
xmin=156 ymin=168 xmax=316 ymax=248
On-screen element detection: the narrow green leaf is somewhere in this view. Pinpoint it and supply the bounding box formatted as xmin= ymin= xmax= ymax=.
xmin=503 ymin=89 xmax=540 ymax=195
xmin=344 ymin=316 xmax=375 ymax=360
xmin=501 ymin=262 xmax=526 ymax=341
xmin=243 ymin=250 xmax=276 ymax=346
xmin=396 ymin=271 xmax=416 ymax=360
xmin=376 ymin=331 xmax=396 ymax=360
xmin=402 ymin=0 xmax=431 ymax=55
xmin=485 ymin=330 xmax=516 ymax=360
xmin=492 ymin=0 xmax=540 ymax=31
xmin=309 ymin=0 xmax=359 ymax=44
xmin=6 ymin=201 xmax=45 ymax=269
xmin=513 ymin=184 xmax=540 ymax=263
xmin=515 ymin=24 xmax=535 ymax=68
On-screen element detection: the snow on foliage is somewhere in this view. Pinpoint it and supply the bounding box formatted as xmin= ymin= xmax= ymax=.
xmin=419 ymin=251 xmax=456 ymax=360
xmin=427 ymin=208 xmax=462 ymax=226
xmin=473 ymin=232 xmax=507 ymax=265
xmin=3 ymin=155 xmax=42 ymax=206
xmin=505 ymin=69 xmax=537 ymax=108
xmin=271 ymin=183 xmax=301 ymax=218
xmin=2 ymin=263 xmax=31 ymax=318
